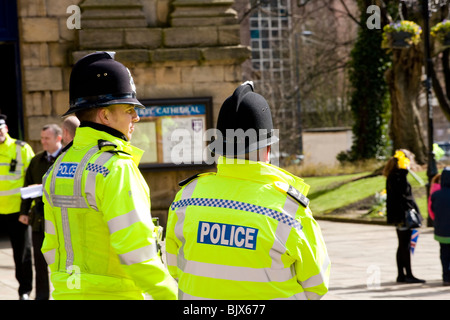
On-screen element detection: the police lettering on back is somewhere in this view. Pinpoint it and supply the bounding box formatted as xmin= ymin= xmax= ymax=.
xmin=56 ymin=163 xmax=78 ymax=178
xmin=197 ymin=221 xmax=258 ymax=250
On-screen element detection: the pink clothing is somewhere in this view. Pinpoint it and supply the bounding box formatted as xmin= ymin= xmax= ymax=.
xmin=428 ymin=182 xmax=441 ymax=220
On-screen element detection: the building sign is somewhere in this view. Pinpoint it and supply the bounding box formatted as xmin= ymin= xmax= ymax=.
xmin=133 ymin=97 xmax=213 ymax=169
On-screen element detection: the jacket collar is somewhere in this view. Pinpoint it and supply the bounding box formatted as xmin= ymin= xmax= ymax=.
xmin=216 ymin=156 xmax=310 ymax=196
xmin=72 ymin=121 xmax=144 ymax=166
xmin=79 ymin=121 xmax=128 ymax=141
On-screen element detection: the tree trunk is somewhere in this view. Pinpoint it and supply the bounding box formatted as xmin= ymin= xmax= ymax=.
xmin=385 ymin=46 xmax=428 ymax=164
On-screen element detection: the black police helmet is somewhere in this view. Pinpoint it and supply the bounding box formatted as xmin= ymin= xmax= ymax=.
xmin=64 ymin=51 xmax=144 ymax=116
xmin=215 ymin=81 xmax=279 ymax=156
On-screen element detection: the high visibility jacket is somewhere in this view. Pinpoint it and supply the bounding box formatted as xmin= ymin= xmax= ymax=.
xmin=0 ymin=133 xmax=34 ymax=214
xmin=42 ymin=124 xmax=177 ymax=300
xmin=166 ymin=157 xmax=330 ymax=300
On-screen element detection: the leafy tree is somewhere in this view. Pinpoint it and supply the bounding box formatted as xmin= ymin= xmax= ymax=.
xmin=345 ymin=0 xmax=391 ymax=161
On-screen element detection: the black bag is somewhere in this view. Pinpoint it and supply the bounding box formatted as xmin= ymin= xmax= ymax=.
xmin=405 ymin=208 xmax=422 ymax=229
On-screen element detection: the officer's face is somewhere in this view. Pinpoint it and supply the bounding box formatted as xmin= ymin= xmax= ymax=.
xmin=0 ymin=125 xmax=8 ymax=144
xmin=105 ymin=104 xmax=140 ymax=140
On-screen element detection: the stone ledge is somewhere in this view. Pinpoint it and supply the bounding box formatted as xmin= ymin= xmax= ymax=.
xmin=163 ymin=26 xmax=219 ymax=47
xmin=72 ymin=45 xmax=250 ymax=65
xmin=81 ymin=0 xmax=144 ymax=8
xmin=152 ymin=48 xmax=202 ymax=62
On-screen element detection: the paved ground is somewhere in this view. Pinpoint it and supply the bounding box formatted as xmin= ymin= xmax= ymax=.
xmin=0 ymin=220 xmax=448 ymax=300
xmin=320 ymin=220 xmax=450 ymax=300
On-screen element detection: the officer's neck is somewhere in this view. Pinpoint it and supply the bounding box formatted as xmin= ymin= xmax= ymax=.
xmin=79 ymin=121 xmax=128 ymax=141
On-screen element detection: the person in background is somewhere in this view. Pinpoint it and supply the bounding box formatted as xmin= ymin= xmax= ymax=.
xmin=383 ymin=149 xmax=425 ymax=284
xmin=61 ymin=116 xmax=80 ymax=146
xmin=19 ymin=124 xmax=63 ymax=300
xmin=428 ymin=172 xmax=441 ymax=221
xmin=0 ymin=114 xmax=34 ymax=300
xmin=431 ymin=168 xmax=450 ymax=286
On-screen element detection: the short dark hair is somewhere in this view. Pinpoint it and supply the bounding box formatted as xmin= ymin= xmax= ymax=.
xmin=42 ymin=124 xmax=62 ymax=137
xmin=75 ymin=107 xmax=103 ymax=122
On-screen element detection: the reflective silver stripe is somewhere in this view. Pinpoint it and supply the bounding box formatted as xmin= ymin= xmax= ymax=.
xmin=43 ymin=249 xmax=56 ymax=265
xmin=282 ymin=195 xmax=299 ymax=219
xmin=181 ymin=258 xmax=294 ymax=282
xmin=269 ymin=221 xmax=291 ymax=269
xmin=181 ymin=178 xmax=198 ymax=200
xmin=61 ymin=207 xmax=74 ymax=269
xmin=49 ymin=195 xmax=88 ymax=208
xmin=166 ymin=252 xmax=177 ymax=268
xmin=274 ymin=291 xmax=308 ymax=300
xmin=108 ymin=209 xmax=141 ymax=234
xmin=304 ymin=291 xmax=323 ymax=300
xmin=45 ymin=219 xmax=56 ymax=235
xmin=174 ymin=206 xmax=188 ymax=271
xmin=269 ymin=196 xmax=301 ymax=269
xmin=179 ymin=291 xmax=210 ymax=300
xmin=42 ymin=162 xmax=53 ymax=207
xmin=172 ymin=180 xmax=196 ymax=273
xmin=0 ymin=187 xmax=21 ymax=196
xmin=73 ymin=146 xmax=100 ymax=197
xmin=0 ymin=175 xmax=22 ymax=180
xmin=300 ymin=255 xmax=330 ymax=289
xmin=119 ymin=244 xmax=158 ymax=265
xmin=84 ymin=151 xmax=113 ymax=210
xmin=179 ymin=289 xmax=308 ymax=300
xmin=15 ymin=143 xmax=22 ymax=169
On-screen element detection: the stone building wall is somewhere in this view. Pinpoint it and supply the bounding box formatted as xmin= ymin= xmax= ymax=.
xmin=16 ymin=0 xmax=250 ymax=226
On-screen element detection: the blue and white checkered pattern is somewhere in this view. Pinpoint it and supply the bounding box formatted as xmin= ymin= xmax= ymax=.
xmin=171 ymin=198 xmax=302 ymax=231
xmin=86 ymin=163 xmax=110 ymax=177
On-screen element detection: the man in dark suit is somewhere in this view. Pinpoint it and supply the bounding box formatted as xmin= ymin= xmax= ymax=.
xmin=19 ymin=124 xmax=63 ymax=300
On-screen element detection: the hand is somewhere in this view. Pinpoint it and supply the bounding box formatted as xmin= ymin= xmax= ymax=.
xmin=18 ymin=215 xmax=29 ymax=225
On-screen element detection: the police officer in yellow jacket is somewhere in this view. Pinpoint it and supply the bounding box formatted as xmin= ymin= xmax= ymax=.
xmin=0 ymin=114 xmax=34 ymax=299
xmin=41 ymin=52 xmax=177 ymax=300
xmin=166 ymin=81 xmax=330 ymax=300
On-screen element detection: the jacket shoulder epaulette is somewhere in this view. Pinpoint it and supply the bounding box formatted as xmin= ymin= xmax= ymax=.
xmin=274 ymin=181 xmax=310 ymax=208
xmin=97 ymin=139 xmax=131 ymax=158
xmin=178 ymin=172 xmax=215 ymax=187
xmin=15 ymin=140 xmax=26 ymax=147
xmin=98 ymin=139 xmax=117 ymax=150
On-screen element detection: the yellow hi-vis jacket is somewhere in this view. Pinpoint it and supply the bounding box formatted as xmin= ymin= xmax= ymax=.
xmin=42 ymin=124 xmax=177 ymax=300
xmin=166 ymin=157 xmax=330 ymax=300
xmin=0 ymin=133 xmax=34 ymax=214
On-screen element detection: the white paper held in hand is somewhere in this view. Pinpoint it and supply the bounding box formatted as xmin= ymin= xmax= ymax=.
xmin=20 ymin=184 xmax=43 ymax=199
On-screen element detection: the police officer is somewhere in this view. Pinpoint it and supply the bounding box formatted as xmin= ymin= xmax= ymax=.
xmin=0 ymin=114 xmax=34 ymax=299
xmin=41 ymin=52 xmax=177 ymax=299
xmin=166 ymin=81 xmax=330 ymax=300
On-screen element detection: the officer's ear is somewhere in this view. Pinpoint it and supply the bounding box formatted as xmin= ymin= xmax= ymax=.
xmin=97 ymin=107 xmax=111 ymax=125
xmin=259 ymin=146 xmax=271 ymax=163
